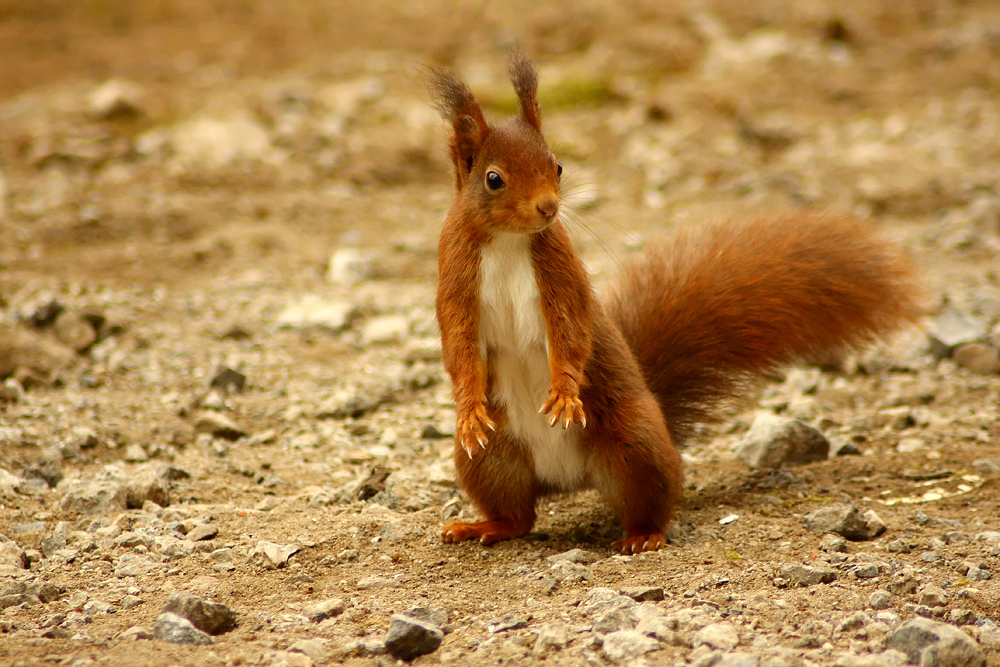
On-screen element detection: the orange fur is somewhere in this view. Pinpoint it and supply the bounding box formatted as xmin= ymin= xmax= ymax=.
xmin=429 ymin=53 xmax=921 ymax=554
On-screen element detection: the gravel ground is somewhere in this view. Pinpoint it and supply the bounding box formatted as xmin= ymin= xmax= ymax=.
xmin=2 ymin=2 xmax=1000 ymax=666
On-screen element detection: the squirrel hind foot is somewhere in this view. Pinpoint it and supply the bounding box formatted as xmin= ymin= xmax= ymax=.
xmin=441 ymin=519 xmax=532 ymax=546
xmin=613 ymin=532 xmax=666 ymax=554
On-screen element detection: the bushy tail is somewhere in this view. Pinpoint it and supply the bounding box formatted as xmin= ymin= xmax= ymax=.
xmin=606 ymin=214 xmax=923 ymax=446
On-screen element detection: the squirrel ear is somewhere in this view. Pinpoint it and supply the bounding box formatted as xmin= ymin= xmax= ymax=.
xmin=427 ymin=65 xmax=489 ymax=176
xmin=506 ymin=46 xmax=541 ymax=132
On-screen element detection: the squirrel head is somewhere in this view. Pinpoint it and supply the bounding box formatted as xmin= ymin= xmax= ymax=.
xmin=428 ymin=48 xmax=562 ymax=234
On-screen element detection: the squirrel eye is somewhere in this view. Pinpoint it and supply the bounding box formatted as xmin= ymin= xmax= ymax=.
xmin=485 ymin=171 xmax=505 ymax=191
xmin=556 ymin=162 xmax=563 ymax=178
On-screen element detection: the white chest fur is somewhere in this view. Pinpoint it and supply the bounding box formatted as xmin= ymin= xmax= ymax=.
xmin=478 ymin=232 xmax=588 ymax=490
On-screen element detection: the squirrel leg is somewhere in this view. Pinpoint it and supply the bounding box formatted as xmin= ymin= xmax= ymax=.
xmin=442 ymin=425 xmax=537 ymax=546
xmin=590 ymin=396 xmax=683 ymax=554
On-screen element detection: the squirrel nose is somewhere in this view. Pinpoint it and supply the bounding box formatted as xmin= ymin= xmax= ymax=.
xmin=536 ymin=196 xmax=559 ymax=220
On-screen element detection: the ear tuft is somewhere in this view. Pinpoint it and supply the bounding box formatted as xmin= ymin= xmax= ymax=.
xmin=425 ymin=64 xmax=489 ymax=178
xmin=506 ymin=46 xmax=541 ymax=131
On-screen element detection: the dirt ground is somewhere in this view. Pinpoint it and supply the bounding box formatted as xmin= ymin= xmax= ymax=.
xmin=2 ymin=1 xmax=1000 ymax=665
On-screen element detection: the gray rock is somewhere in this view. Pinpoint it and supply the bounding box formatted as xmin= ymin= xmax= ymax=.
xmin=489 ymin=614 xmax=528 ymax=633
xmin=248 ymin=541 xmax=300 ymax=569
xmin=601 ymin=630 xmax=659 ymax=662
xmin=172 ymin=114 xmax=272 ymax=167
xmin=803 ymin=504 xmax=886 ymax=541
xmin=154 ymin=536 xmax=195 ymax=560
xmin=887 ymin=569 xmax=920 ymax=595
xmin=384 ymin=614 xmax=443 ymax=660
xmin=533 ymin=623 xmax=569 ymax=654
xmin=622 ymin=586 xmax=665 ymax=601
xmin=154 ymin=612 xmax=214 ymax=645
xmin=833 ymin=650 xmax=908 ymax=667
xmin=694 ymin=622 xmax=740 ymax=650
xmin=820 ymin=533 xmax=849 ymax=553
xmin=114 ymin=553 xmax=157 ymax=578
xmin=276 ymin=297 xmax=356 ymax=332
xmin=735 ymin=413 xmax=829 ymax=469
xmin=0 ymin=323 xmax=76 ymax=380
xmin=949 ymin=609 xmax=976 ymax=625
xmin=126 ymin=468 xmax=170 ymax=508
xmin=327 ymin=248 xmax=375 ymax=285
xmin=161 ymin=591 xmax=236 ymax=635
xmin=356 ymin=575 xmax=396 ymax=590
xmin=209 ymin=367 xmax=246 ymax=396
xmin=123 ymin=444 xmax=149 ymax=463
xmin=87 ymin=79 xmax=142 ymax=120
xmin=186 ymin=524 xmax=218 ymax=542
xmin=193 ymin=412 xmax=246 ymax=441
xmin=855 ymin=563 xmax=880 ymax=578
xmin=838 ymin=612 xmax=872 ymax=633
xmin=972 ymin=459 xmax=1000 ymax=475
xmin=593 ymin=607 xmax=639 ymax=635
xmin=886 ymin=617 xmax=985 ymax=667
xmin=928 ymin=310 xmax=987 ymax=359
xmin=403 ymin=606 xmax=449 ymax=630
xmin=869 ymin=590 xmax=894 ymax=610
xmin=0 ymin=535 xmax=27 ymax=571
xmin=118 ymin=625 xmax=154 ymax=641
xmin=636 ymin=616 xmax=686 ymax=645
xmin=360 ymin=315 xmax=409 ymax=347
xmin=303 ymin=598 xmax=346 ymax=623
xmin=60 ymin=479 xmax=127 ymax=515
xmin=917 ymin=585 xmax=949 ymax=608
xmin=717 ymin=653 xmax=760 ymax=667
xmin=952 ymin=342 xmax=1000 ymax=374
xmin=288 ymin=638 xmax=328 ymax=664
xmin=781 ymin=564 xmax=837 ymax=587
xmin=547 ymin=548 xmax=603 ymax=565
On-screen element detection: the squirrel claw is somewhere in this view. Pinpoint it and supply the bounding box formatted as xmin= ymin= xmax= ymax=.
xmin=612 ymin=532 xmax=666 ymax=554
xmin=457 ymin=402 xmax=495 ymax=459
xmin=540 ymin=390 xmax=586 ymax=430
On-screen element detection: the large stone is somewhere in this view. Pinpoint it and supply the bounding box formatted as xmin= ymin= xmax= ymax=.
xmin=0 ymin=534 xmax=27 ymax=571
xmin=276 ymin=297 xmax=356 ymax=332
xmin=533 ymin=623 xmax=569 ymax=654
xmin=927 ymin=310 xmax=987 ymax=360
xmin=803 ymin=504 xmax=886 ymax=540
xmin=161 ymin=592 xmax=237 ymax=635
xmin=886 ymin=617 xmax=985 ymax=667
xmin=194 ymin=412 xmax=246 ymax=441
xmin=327 ymin=248 xmax=375 ymax=285
xmin=302 ymin=598 xmax=346 ymax=623
xmin=601 ymin=630 xmax=659 ymax=663
xmin=288 ymin=638 xmax=329 ymax=664
xmin=248 ymin=541 xmax=300 ymax=569
xmin=87 ymin=79 xmax=143 ymax=120
xmin=0 ymin=323 xmax=76 ymax=380
xmin=126 ymin=467 xmax=170 ymax=508
xmin=171 ymin=114 xmax=272 ymax=168
xmin=384 ymin=614 xmax=443 ymax=660
xmin=360 ymin=315 xmax=409 ymax=347
xmin=154 ymin=612 xmax=214 ymax=645
xmin=694 ymin=622 xmax=740 ymax=651
xmin=952 ymin=342 xmax=1000 ymax=374
xmin=735 ymin=413 xmax=829 ymax=469
xmin=781 ymin=564 xmax=837 ymax=587
xmin=60 ymin=479 xmax=127 ymax=515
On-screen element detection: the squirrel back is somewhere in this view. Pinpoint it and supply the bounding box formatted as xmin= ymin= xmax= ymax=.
xmin=607 ymin=213 xmax=923 ymax=446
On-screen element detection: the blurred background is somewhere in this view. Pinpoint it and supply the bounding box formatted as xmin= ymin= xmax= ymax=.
xmin=1 ymin=0 xmax=998 ymax=291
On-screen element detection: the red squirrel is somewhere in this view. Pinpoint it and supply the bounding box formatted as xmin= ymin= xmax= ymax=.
xmin=428 ymin=50 xmax=921 ymax=554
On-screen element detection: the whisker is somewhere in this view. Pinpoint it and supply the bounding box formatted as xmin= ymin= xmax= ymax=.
xmin=561 ymin=206 xmax=624 ymax=273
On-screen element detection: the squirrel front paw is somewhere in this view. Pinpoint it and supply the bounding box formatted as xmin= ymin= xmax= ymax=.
xmin=539 ymin=389 xmax=586 ymax=429
xmin=457 ymin=402 xmax=496 ymax=458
